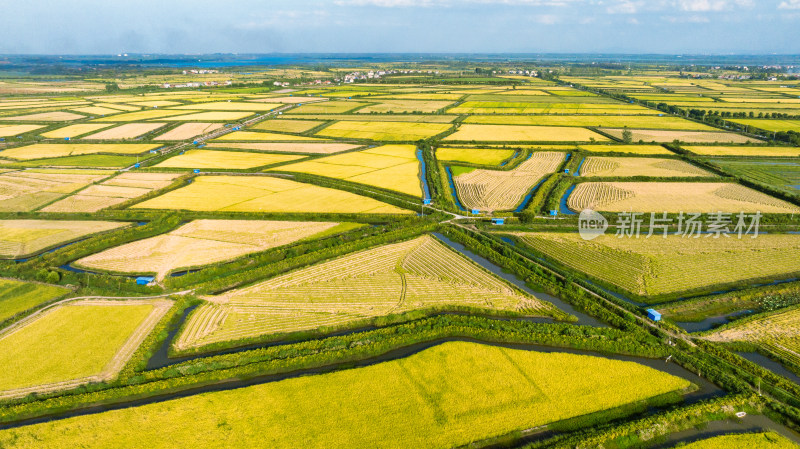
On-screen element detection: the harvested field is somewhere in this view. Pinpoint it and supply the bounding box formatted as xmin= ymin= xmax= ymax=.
xmin=170 ymin=102 xmax=280 ymax=111
xmin=577 ymin=144 xmax=675 ymax=155
xmin=40 ymin=124 xmax=112 ymax=138
xmin=249 ymin=96 xmax=327 ymax=104
xmin=290 ymin=100 xmax=368 ymax=114
xmin=7 ymin=154 xmax=138 ymax=169
xmin=133 ymin=175 xmax=411 ymax=214
xmin=41 ymin=173 xmax=180 ymax=213
xmin=600 ymin=128 xmax=757 ymax=144
xmin=454 ymin=152 xmax=564 ymax=211
xmin=567 ymin=182 xmax=800 ymax=213
xmin=579 ymin=157 xmax=714 ymax=177
xmin=316 ymin=120 xmax=451 ymax=141
xmin=512 ymin=232 xmax=800 ymax=297
xmin=69 ymin=106 xmax=127 ymax=116
xmin=154 ymin=149 xmax=303 ymax=170
xmin=250 ymin=119 xmax=327 ymax=134
xmin=125 ymin=100 xmax=182 ymax=107
xmin=0 ymin=143 xmax=160 ymax=160
xmin=706 ymin=307 xmax=800 ymax=371
xmin=0 ymin=279 xmax=69 ymax=324
xmin=213 ymin=131 xmax=325 ymax=142
xmin=464 ymin=115 xmax=714 ymax=130
xmin=205 ymin=142 xmax=361 ymax=154
xmin=271 ymin=144 xmax=422 ymax=196
xmin=0 ymin=170 xmax=110 ymax=212
xmin=0 ymin=111 xmax=85 ymax=122
xmin=76 ymin=220 xmax=355 ymax=279
xmin=158 ymin=111 xmax=253 ymax=121
xmin=153 ymin=123 xmax=223 ymax=140
xmin=177 ymin=236 xmax=556 ymax=348
xmin=0 ymin=299 xmax=171 ymax=399
xmin=683 ymin=146 xmax=800 ymax=157
xmin=0 ymin=124 xmax=45 ymax=137
xmin=93 ymin=110 xmax=189 ymax=122
xmin=0 ymin=341 xmax=692 ymax=449
xmin=444 ymin=124 xmax=609 ymax=142
xmin=437 ymin=147 xmax=516 ymax=165
xmin=82 ymin=123 xmax=166 ymax=140
xmin=0 ymin=219 xmax=127 ymax=259
xmin=354 ymin=100 xmax=454 ymax=114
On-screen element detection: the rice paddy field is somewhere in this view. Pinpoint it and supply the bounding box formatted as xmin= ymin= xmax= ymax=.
xmin=0 ymin=299 xmax=171 ymax=399
xmin=445 ymin=124 xmax=609 ymax=142
xmin=171 ymin=102 xmax=279 ymax=111
xmin=41 ymin=172 xmax=180 ymax=213
xmin=0 ymin=111 xmax=85 ymax=121
xmin=681 ymin=146 xmax=800 ymax=157
xmin=354 ymin=99 xmax=454 ymax=113
xmin=463 ymin=114 xmax=715 ymax=130
xmin=600 ymin=128 xmax=757 ymax=143
xmin=436 ymin=147 xmax=517 ymax=165
xmin=132 ymin=175 xmax=411 ymax=214
xmin=0 ymin=279 xmax=69 ymax=324
xmin=250 ymin=119 xmax=327 ymax=134
xmin=82 ymin=123 xmax=166 ymax=140
xmin=39 ymin=123 xmax=112 ymax=138
xmin=510 ymin=232 xmax=800 ymax=297
xmin=204 ymin=142 xmax=361 ymax=154
xmin=316 ymin=120 xmax=451 ymax=141
xmin=727 ymin=119 xmax=800 ymax=133
xmin=158 ymin=111 xmax=254 ymax=121
xmin=282 ymin=114 xmax=458 ymax=123
xmin=447 ymin=101 xmax=660 ymax=115
xmin=0 ymin=170 xmax=111 ymax=212
xmin=213 ymin=131 xmax=325 ymax=142
xmin=709 ymin=158 xmax=800 ymax=194
xmin=0 ymin=143 xmax=160 ymax=160
xmin=567 ymin=181 xmax=800 ymax=213
xmin=154 ymin=149 xmax=304 ymax=170
xmin=675 ymin=433 xmax=799 ymax=449
xmin=270 ymin=144 xmax=422 ymax=196
xmin=706 ymin=306 xmax=800 ymax=369
xmin=0 ymin=124 xmax=45 ymax=137
xmin=92 ymin=109 xmax=189 ymax=122
xmin=0 ymin=341 xmax=692 ymax=449
xmin=577 ymin=144 xmax=677 ymax=155
xmin=579 ymin=156 xmax=714 ymax=177
xmin=76 ymin=220 xmax=357 ymax=279
xmin=0 ymin=219 xmax=128 ymax=258
xmin=453 ymin=152 xmax=564 ymax=211
xmin=291 ymin=100 xmax=368 ymax=114
xmin=154 ymin=122 xmax=223 ymax=140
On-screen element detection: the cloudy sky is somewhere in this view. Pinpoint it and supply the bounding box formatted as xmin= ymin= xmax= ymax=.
xmin=0 ymin=0 xmax=798 ymax=54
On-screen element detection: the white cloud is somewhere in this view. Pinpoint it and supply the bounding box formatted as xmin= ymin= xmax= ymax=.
xmin=337 ymin=0 xmax=580 ymax=6
xmin=606 ymin=0 xmax=643 ymax=13
xmin=676 ymin=0 xmax=753 ymax=11
xmin=779 ymin=0 xmax=800 ymax=9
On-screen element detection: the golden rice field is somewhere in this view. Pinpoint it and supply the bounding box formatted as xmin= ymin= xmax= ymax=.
xmin=283 ymin=114 xmax=458 ymax=123
xmin=579 ymin=157 xmax=714 ymax=178
xmin=0 ymin=299 xmax=171 ymax=399
xmin=177 ymin=235 xmax=555 ymax=349
xmin=463 ymin=114 xmax=715 ymax=130
xmin=600 ymin=128 xmax=757 ymax=144
xmin=213 ymin=131 xmax=325 ymax=142
xmin=41 ymin=172 xmax=180 ymax=213
xmin=436 ymin=147 xmax=516 ymax=165
xmin=154 ymin=149 xmax=303 ymax=170
xmin=271 ymin=144 xmax=422 ymax=197
xmin=0 ymin=111 xmax=85 ymax=122
xmin=354 ymin=100 xmax=454 ymax=114
xmin=93 ymin=109 xmax=189 ymax=122
xmin=0 ymin=219 xmax=127 ymax=258
xmin=289 ymin=100 xmax=368 ymax=114
xmin=250 ymin=96 xmax=327 ymax=104
xmin=93 ymin=102 xmax=140 ymax=111
xmin=567 ymin=181 xmax=800 ymax=213
xmin=158 ymin=111 xmax=254 ymax=121
xmin=0 ymin=170 xmax=110 ymax=212
xmin=0 ymin=278 xmax=69 ymax=324
xmin=512 ymin=232 xmax=800 ymax=297
xmin=126 ymin=100 xmax=183 ymax=107
xmin=706 ymin=307 xmax=800 ymax=371
xmin=447 ymin=101 xmax=660 ymax=115
xmin=205 ymin=142 xmax=361 ymax=154
xmin=576 ymin=144 xmax=676 ymax=155
xmin=681 ymin=146 xmax=800 ymax=157
xmin=0 ymin=143 xmax=160 ymax=160
xmin=70 ymin=106 xmax=128 ymax=116
xmin=76 ymin=220 xmax=354 ymax=279
xmin=82 ymin=122 xmax=166 ymax=140
xmin=153 ymin=122 xmax=223 ymax=140
xmin=133 ymin=175 xmax=411 ymax=214
xmin=444 ymin=124 xmax=609 ymax=142
xmin=171 ymin=101 xmax=280 ymax=111
xmin=0 ymin=341 xmax=692 ymax=449
xmin=727 ymin=119 xmax=800 ymax=133
xmin=39 ymin=123 xmax=112 ymax=138
xmin=454 ymin=152 xmax=564 ymax=211
xmin=675 ymin=433 xmax=799 ymax=449
xmin=316 ymin=120 xmax=451 ymax=141
xmin=0 ymin=124 xmax=45 ymax=137
xmin=250 ymin=119 xmax=327 ymax=134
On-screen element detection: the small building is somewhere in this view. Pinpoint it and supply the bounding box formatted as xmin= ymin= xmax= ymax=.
xmin=549 ymin=210 xmax=558 ymax=216
xmin=564 ymin=168 xmax=570 ymax=174
xmin=491 ymin=218 xmax=505 ymax=225
xmin=193 ymin=169 xmax=200 ymax=174
xmin=471 ymin=208 xmax=480 ymax=215
xmin=64 ymin=137 xmax=70 ymax=141
xmin=646 ymin=309 xmax=661 ymax=321
xmin=135 ymin=276 xmax=155 ymax=286
xmin=192 ymin=140 xmax=198 ymax=145
xmin=134 ymin=163 xmax=140 ymax=169
xmin=423 ymin=198 xmax=431 ymax=205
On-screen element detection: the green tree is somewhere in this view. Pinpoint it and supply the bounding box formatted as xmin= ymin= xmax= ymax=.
xmin=46 ymin=271 xmax=60 ymax=284
xmin=621 ymin=128 xmax=633 ymax=144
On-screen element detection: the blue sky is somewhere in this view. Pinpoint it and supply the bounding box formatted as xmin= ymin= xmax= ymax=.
xmin=0 ymin=0 xmax=798 ymax=54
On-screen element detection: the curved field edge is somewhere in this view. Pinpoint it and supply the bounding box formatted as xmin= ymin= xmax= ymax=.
xmin=0 ymin=341 xmax=695 ymax=449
